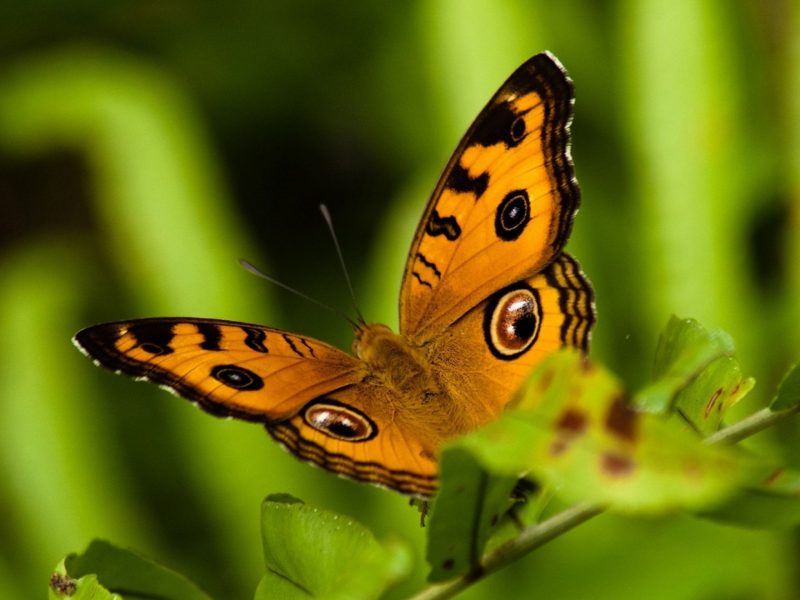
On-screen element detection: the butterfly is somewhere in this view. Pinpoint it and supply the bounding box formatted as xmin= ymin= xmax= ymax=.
xmin=74 ymin=52 xmax=595 ymax=497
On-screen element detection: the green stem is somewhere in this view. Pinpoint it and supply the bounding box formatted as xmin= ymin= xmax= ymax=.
xmin=409 ymin=404 xmax=800 ymax=600
xmin=408 ymin=503 xmax=602 ymax=600
xmin=704 ymin=406 xmax=800 ymax=445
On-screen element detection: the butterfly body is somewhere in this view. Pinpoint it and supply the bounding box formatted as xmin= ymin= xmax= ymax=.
xmin=354 ymin=322 xmax=498 ymax=446
xmin=75 ymin=52 xmax=595 ymax=497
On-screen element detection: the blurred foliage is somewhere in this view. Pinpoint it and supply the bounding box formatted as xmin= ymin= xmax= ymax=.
xmin=1 ymin=1 xmax=799 ymax=598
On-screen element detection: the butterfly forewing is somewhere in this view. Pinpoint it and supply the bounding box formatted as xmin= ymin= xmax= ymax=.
xmin=74 ymin=318 xmax=363 ymax=421
xmin=399 ymin=52 xmax=579 ymax=342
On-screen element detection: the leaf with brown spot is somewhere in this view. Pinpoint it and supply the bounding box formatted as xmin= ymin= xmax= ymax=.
xmin=673 ymin=355 xmax=755 ymax=434
xmin=455 ymin=350 xmax=754 ymax=513
xmin=702 ymin=468 xmax=800 ymax=529
xmin=635 ymin=316 xmax=739 ymax=414
xmin=605 ymin=396 xmax=639 ymax=443
xmin=52 ymin=540 xmax=212 ymax=600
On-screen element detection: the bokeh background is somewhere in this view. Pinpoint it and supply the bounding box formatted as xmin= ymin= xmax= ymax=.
xmin=1 ymin=1 xmax=799 ymax=598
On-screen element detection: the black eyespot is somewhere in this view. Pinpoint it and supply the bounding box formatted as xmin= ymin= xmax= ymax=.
xmin=138 ymin=342 xmax=168 ymax=355
xmin=303 ymin=398 xmax=377 ymax=442
xmin=495 ymin=190 xmax=530 ymax=241
xmin=483 ymin=285 xmax=541 ymax=360
xmin=511 ymin=116 xmax=526 ymax=141
xmin=128 ymin=322 xmax=174 ymax=355
xmin=210 ymin=364 xmax=264 ymax=391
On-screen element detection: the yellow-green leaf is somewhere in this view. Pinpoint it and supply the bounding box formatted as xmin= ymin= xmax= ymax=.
xmin=259 ymin=494 xmax=410 ymax=600
xmin=457 ymin=350 xmax=753 ymax=513
xmin=635 ymin=316 xmax=736 ymax=413
xmin=703 ymin=469 xmax=800 ymax=529
xmin=673 ymin=356 xmax=755 ymax=434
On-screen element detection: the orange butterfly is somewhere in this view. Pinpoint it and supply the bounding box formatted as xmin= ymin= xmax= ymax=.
xmin=74 ymin=52 xmax=595 ymax=497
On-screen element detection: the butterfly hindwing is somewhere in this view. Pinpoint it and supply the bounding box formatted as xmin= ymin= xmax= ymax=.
xmin=268 ymin=383 xmax=438 ymax=496
xmin=429 ymin=253 xmax=594 ymax=416
xmin=400 ymin=52 xmax=579 ymax=342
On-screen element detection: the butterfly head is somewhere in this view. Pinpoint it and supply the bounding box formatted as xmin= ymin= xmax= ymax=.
xmin=351 ymin=322 xmax=394 ymax=361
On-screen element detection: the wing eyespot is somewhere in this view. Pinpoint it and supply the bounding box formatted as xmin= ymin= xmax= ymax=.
xmin=495 ymin=190 xmax=530 ymax=241
xmin=210 ymin=364 xmax=264 ymax=391
xmin=138 ymin=342 xmax=168 ymax=355
xmin=510 ymin=115 xmax=526 ymax=141
xmin=128 ymin=322 xmax=175 ymax=355
xmin=483 ymin=285 xmax=542 ymax=360
xmin=302 ymin=398 xmax=377 ymax=442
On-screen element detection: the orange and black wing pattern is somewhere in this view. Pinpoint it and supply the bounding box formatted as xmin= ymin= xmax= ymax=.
xmin=400 ymin=52 xmax=580 ymax=342
xmin=74 ymin=318 xmax=438 ymax=496
xmin=74 ymin=318 xmax=363 ymax=422
xmin=431 ymin=252 xmax=595 ymax=417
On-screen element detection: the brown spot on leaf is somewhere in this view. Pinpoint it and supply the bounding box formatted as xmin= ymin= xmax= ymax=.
xmin=443 ymin=558 xmax=455 ymax=571
xmin=605 ymin=396 xmax=638 ymax=442
xmin=557 ymin=409 xmax=587 ymax=434
xmin=764 ymin=468 xmax=784 ymax=486
xmin=683 ymin=459 xmax=703 ymax=479
xmin=490 ymin=514 xmax=499 ymax=526
xmin=704 ymin=388 xmax=723 ymax=418
xmin=538 ymin=369 xmax=555 ymax=392
xmin=49 ymin=572 xmax=77 ymax=595
xmin=550 ymin=439 xmax=569 ymax=456
xmin=551 ymin=409 xmax=587 ymax=456
xmin=601 ymin=452 xmax=635 ymax=477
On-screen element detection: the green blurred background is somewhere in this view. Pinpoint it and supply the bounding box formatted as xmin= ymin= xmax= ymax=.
xmin=1 ymin=1 xmax=799 ymax=598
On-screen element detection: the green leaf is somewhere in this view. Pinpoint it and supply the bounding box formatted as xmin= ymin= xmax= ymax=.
xmin=458 ymin=350 xmax=753 ymax=513
xmin=672 ymin=356 xmax=755 ymax=434
xmin=426 ymin=447 xmax=518 ymax=582
xmin=49 ymin=561 xmax=120 ymax=600
xmin=49 ymin=542 xmax=208 ymax=600
xmin=635 ymin=316 xmax=736 ymax=413
xmin=769 ymin=363 xmax=800 ymax=411
xmin=255 ymin=574 xmax=310 ymax=600
xmin=702 ymin=469 xmax=800 ymax=529
xmin=260 ymin=494 xmax=410 ymax=600
xmin=60 ymin=540 xmax=210 ymax=600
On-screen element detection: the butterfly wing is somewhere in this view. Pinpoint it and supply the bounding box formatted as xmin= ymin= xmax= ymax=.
xmin=74 ymin=318 xmax=362 ymax=420
xmin=73 ymin=53 xmax=591 ymax=498
xmin=400 ymin=52 xmax=579 ymax=342
xmin=74 ymin=318 xmax=437 ymax=495
xmin=430 ymin=253 xmax=594 ymax=415
xmin=268 ymin=382 xmax=437 ymax=496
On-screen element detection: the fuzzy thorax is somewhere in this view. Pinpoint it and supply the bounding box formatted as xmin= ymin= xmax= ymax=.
xmin=353 ymin=324 xmax=439 ymax=397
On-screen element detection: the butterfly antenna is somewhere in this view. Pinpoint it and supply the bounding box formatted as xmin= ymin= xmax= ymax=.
xmin=239 ymin=259 xmax=360 ymax=329
xmin=319 ymin=204 xmax=366 ymax=325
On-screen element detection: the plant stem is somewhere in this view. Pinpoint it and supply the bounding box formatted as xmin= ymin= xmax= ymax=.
xmin=704 ymin=406 xmax=799 ymax=445
xmin=409 ymin=404 xmax=800 ymax=600
xmin=408 ymin=503 xmax=603 ymax=600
